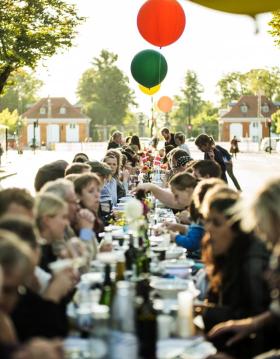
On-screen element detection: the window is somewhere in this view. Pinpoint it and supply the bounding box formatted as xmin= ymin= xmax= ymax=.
xmin=40 ymin=107 xmax=46 ymax=115
xmin=240 ymin=104 xmax=248 ymax=113
xmin=60 ymin=107 xmax=66 ymax=114
xmin=262 ymin=104 xmax=269 ymax=113
xmin=252 ymin=122 xmax=258 ymax=128
xmin=69 ymin=124 xmax=76 ymax=129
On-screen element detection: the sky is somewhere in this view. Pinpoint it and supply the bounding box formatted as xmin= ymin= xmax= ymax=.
xmin=36 ymin=0 xmax=280 ymax=115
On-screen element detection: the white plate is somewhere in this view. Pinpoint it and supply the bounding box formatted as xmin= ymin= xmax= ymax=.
xmin=64 ymin=338 xmax=107 ymax=359
xmin=157 ymin=338 xmax=216 ymax=359
xmin=150 ymin=278 xmax=191 ymax=298
xmin=165 ymin=247 xmax=186 ymax=260
xmin=163 ymin=259 xmax=195 ymax=269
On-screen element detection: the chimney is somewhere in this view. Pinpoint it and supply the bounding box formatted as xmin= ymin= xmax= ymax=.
xmin=47 ymin=96 xmax=52 ymax=118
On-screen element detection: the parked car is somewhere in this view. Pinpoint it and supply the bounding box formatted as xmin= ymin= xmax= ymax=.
xmin=260 ymin=137 xmax=280 ymax=152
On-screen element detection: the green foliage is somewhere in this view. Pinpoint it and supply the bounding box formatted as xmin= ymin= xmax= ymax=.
xmin=0 ymin=68 xmax=43 ymax=113
xmin=269 ymin=11 xmax=280 ymax=48
xmin=272 ymin=109 xmax=280 ymax=134
xmin=0 ymin=108 xmax=19 ymax=134
xmin=77 ymin=50 xmax=137 ymax=133
xmin=0 ymin=0 xmax=84 ymax=93
xmin=171 ymin=70 xmax=204 ymax=127
xmin=191 ymin=102 xmax=219 ymax=139
xmin=217 ymin=72 xmax=248 ymax=108
xmin=217 ymin=68 xmax=280 ymax=107
xmin=170 ymin=71 xmax=219 ymax=138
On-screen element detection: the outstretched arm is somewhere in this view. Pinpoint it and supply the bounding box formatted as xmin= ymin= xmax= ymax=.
xmin=135 ymin=183 xmax=184 ymax=209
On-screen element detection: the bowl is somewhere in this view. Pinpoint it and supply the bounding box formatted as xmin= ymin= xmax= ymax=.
xmin=165 ymin=247 xmax=186 ymax=260
xmin=161 ymin=259 xmax=194 ymax=279
xmin=163 ymin=259 xmax=195 ymax=269
xmin=150 ymin=278 xmax=192 ymax=298
xmin=64 ymin=338 xmax=107 ymax=359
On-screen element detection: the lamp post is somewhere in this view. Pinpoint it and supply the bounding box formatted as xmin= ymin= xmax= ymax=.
xmin=267 ymin=118 xmax=272 ymax=154
xmin=33 ymin=119 xmax=39 ymax=154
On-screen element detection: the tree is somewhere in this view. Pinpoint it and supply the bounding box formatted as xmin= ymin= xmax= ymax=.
xmin=0 ymin=69 xmax=43 ymax=113
xmin=269 ymin=11 xmax=280 ymax=48
xmin=272 ymin=109 xmax=280 ymax=134
xmin=77 ymin=50 xmax=137 ymax=133
xmin=0 ymin=108 xmax=20 ymax=135
xmin=217 ymin=72 xmax=248 ymax=108
xmin=0 ymin=0 xmax=84 ymax=93
xmin=171 ymin=70 xmax=204 ymax=130
xmin=217 ymin=68 xmax=280 ymax=107
xmin=191 ymin=101 xmax=219 ymax=139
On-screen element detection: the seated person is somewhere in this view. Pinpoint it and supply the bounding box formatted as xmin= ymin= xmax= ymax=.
xmin=0 ymin=232 xmax=63 ymax=359
xmin=64 ymin=162 xmax=91 ymax=176
xmin=0 ymin=188 xmax=34 ymax=220
xmin=0 ymin=217 xmax=76 ymax=340
xmin=34 ymin=160 xmax=68 ymax=192
xmin=166 ymin=178 xmax=225 ymax=259
xmin=202 ymin=188 xmax=270 ymax=358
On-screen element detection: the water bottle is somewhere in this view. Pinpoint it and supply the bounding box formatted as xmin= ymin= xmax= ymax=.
xmin=109 ymin=281 xmax=138 ymax=359
xmin=76 ymin=282 xmax=93 ymax=334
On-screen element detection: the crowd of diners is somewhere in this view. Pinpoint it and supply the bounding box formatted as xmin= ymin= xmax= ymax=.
xmin=0 ymin=129 xmax=279 ymax=359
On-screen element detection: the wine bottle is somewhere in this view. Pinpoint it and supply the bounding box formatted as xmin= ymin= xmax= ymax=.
xmin=136 ymin=279 xmax=157 ymax=359
xmin=100 ymin=264 xmax=114 ymax=307
xmin=116 ymin=253 xmax=125 ymax=282
xmin=125 ymin=234 xmax=138 ymax=270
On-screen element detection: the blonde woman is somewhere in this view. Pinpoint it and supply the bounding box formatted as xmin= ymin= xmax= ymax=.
xmin=35 ymin=193 xmax=71 ymax=271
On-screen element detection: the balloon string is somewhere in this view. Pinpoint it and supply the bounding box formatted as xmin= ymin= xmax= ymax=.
xmin=158 ymin=48 xmax=162 ymax=85
xmin=151 ymin=96 xmax=154 ymax=134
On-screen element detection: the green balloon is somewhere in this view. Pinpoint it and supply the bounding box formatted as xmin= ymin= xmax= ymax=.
xmin=131 ymin=49 xmax=168 ymax=88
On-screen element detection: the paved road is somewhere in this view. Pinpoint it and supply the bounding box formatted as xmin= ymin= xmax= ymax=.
xmin=0 ymin=143 xmax=280 ymax=199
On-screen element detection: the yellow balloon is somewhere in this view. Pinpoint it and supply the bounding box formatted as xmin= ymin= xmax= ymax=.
xmin=189 ymin=0 xmax=280 ymax=15
xmin=139 ymin=84 xmax=161 ymax=96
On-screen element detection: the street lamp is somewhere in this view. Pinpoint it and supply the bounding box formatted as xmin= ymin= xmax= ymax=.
xmin=32 ymin=119 xmax=39 ymax=154
xmin=267 ymin=118 xmax=272 ymax=154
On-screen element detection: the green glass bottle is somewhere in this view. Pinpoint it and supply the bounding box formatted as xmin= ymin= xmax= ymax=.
xmin=136 ymin=279 xmax=157 ymax=359
xmin=100 ymin=264 xmax=114 ymax=307
xmin=125 ymin=234 xmax=138 ymax=270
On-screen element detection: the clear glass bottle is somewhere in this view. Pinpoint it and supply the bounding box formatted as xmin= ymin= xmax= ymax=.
xmin=89 ymin=304 xmax=110 ymax=359
xmin=76 ymin=282 xmax=93 ymax=336
xmin=109 ymin=281 xmax=138 ymax=359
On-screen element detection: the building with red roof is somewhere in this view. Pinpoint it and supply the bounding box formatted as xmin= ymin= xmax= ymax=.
xmin=219 ymin=95 xmax=279 ymax=142
xmin=21 ymin=97 xmax=90 ymax=148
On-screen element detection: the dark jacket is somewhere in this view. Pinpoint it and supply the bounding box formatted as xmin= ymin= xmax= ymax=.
xmin=0 ymin=344 xmax=19 ymax=359
xmin=204 ymin=146 xmax=227 ymax=182
xmin=164 ymin=133 xmax=177 ymax=148
xmin=204 ymin=236 xmax=271 ymax=358
xmin=11 ymin=287 xmax=69 ymax=341
xmin=107 ymin=141 xmax=120 ymax=150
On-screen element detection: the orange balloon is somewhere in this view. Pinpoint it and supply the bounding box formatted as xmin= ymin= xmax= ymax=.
xmin=157 ymin=96 xmax=173 ymax=112
xmin=137 ymin=0 xmax=186 ymax=47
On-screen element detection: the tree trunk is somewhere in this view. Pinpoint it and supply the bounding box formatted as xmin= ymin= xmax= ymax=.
xmin=0 ymin=66 xmax=13 ymax=94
